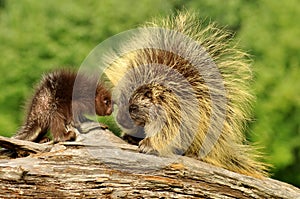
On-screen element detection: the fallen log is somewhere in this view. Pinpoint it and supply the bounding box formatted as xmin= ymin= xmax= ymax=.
xmin=0 ymin=122 xmax=299 ymax=198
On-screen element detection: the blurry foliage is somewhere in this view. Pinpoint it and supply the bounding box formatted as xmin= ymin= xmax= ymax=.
xmin=0 ymin=0 xmax=299 ymax=187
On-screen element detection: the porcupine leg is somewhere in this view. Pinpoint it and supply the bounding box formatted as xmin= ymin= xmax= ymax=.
xmin=13 ymin=124 xmax=43 ymax=142
xmin=50 ymin=113 xmax=76 ymax=142
xmin=138 ymin=138 xmax=159 ymax=155
xmin=14 ymin=108 xmax=49 ymax=142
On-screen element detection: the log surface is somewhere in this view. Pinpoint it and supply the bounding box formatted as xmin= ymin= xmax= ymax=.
xmin=0 ymin=122 xmax=299 ymax=199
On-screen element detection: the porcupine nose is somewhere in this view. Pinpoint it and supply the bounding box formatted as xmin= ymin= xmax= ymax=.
xmin=106 ymin=106 xmax=113 ymax=115
xmin=129 ymin=104 xmax=139 ymax=114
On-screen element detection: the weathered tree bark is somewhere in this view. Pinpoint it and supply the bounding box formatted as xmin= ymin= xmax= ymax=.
xmin=0 ymin=122 xmax=299 ymax=198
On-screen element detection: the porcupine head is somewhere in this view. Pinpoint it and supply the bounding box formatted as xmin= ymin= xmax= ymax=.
xmin=114 ymin=62 xmax=201 ymax=156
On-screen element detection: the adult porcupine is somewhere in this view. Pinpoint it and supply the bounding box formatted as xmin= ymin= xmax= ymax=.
xmin=14 ymin=69 xmax=113 ymax=143
xmin=105 ymin=12 xmax=268 ymax=177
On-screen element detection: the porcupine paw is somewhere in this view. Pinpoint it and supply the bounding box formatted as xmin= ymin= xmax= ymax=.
xmin=65 ymin=130 xmax=76 ymax=141
xmin=63 ymin=124 xmax=76 ymax=141
xmin=138 ymin=138 xmax=159 ymax=155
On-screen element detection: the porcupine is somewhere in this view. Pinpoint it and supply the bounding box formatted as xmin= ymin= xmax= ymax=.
xmin=105 ymin=12 xmax=269 ymax=177
xmin=13 ymin=69 xmax=113 ymax=143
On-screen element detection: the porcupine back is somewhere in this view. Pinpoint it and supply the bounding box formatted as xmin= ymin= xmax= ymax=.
xmin=14 ymin=69 xmax=111 ymax=142
xmin=105 ymin=12 xmax=269 ymax=177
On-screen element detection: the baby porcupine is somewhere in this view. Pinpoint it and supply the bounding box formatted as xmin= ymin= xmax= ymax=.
xmin=105 ymin=12 xmax=269 ymax=177
xmin=13 ymin=69 xmax=113 ymax=143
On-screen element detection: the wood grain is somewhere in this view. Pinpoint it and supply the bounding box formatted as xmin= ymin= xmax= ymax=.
xmin=0 ymin=122 xmax=299 ymax=198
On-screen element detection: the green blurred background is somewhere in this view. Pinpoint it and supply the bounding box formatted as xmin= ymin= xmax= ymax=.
xmin=0 ymin=0 xmax=299 ymax=187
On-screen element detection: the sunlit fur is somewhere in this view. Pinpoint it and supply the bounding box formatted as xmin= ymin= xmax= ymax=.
xmin=105 ymin=12 xmax=269 ymax=177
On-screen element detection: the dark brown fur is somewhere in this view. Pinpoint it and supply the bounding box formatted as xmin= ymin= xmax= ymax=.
xmin=13 ymin=69 xmax=112 ymax=142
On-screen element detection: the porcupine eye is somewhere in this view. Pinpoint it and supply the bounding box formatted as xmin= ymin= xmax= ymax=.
xmin=103 ymin=98 xmax=110 ymax=106
xmin=144 ymin=90 xmax=152 ymax=98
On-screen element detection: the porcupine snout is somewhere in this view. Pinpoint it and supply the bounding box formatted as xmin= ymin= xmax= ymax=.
xmin=128 ymin=103 xmax=147 ymax=126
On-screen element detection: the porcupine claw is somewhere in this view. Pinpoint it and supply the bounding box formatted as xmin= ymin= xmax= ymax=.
xmin=138 ymin=138 xmax=159 ymax=155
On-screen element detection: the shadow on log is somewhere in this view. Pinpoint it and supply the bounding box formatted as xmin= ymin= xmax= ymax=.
xmin=0 ymin=122 xmax=299 ymax=198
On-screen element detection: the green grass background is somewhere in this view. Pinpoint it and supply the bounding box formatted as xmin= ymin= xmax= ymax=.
xmin=0 ymin=0 xmax=299 ymax=187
